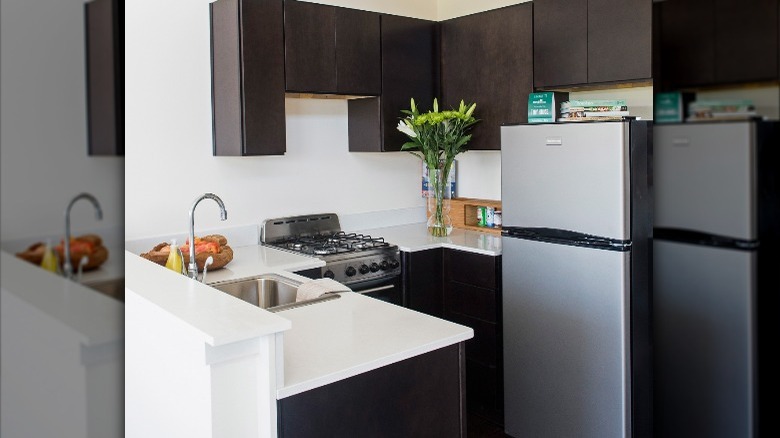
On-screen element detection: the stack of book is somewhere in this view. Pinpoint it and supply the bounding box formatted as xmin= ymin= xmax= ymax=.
xmin=559 ymin=99 xmax=630 ymax=122
xmin=686 ymin=99 xmax=758 ymax=122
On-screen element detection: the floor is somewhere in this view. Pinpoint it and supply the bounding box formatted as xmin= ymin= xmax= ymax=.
xmin=467 ymin=413 xmax=506 ymax=438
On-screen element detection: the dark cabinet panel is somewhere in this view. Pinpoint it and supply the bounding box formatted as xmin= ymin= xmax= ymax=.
xmin=335 ymin=8 xmax=381 ymax=95
xmin=85 ymin=0 xmax=123 ymax=156
xmin=659 ymin=0 xmax=779 ymax=89
xmin=283 ymin=0 xmax=337 ymax=93
xmin=284 ymin=0 xmax=381 ymax=95
xmin=402 ymin=248 xmax=443 ymax=317
xmin=348 ymin=14 xmax=438 ymax=152
xmin=441 ymin=249 xmax=503 ymax=426
xmin=443 ymin=248 xmax=498 ymax=290
xmin=714 ymin=0 xmax=779 ymax=84
xmin=534 ymin=0 xmax=652 ymax=88
xmin=588 ymin=0 xmax=652 ymax=83
xmin=465 ymin=359 xmax=503 ymax=425
xmin=533 ymin=0 xmax=588 ymax=88
xmin=278 ymin=343 xmax=466 ymax=437
xmin=211 ymin=0 xmax=286 ymax=156
xmin=441 ymin=3 xmax=533 ymax=150
xmin=659 ymin=0 xmax=717 ymax=88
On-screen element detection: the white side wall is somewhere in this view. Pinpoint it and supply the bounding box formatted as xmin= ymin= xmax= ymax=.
xmin=0 ymin=0 xmax=124 ymax=243
xmin=125 ymin=0 xmax=478 ymax=241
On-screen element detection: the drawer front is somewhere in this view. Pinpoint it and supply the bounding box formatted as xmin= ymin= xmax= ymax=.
xmin=444 ymin=249 xmax=498 ymax=289
xmin=445 ymin=281 xmax=497 ymax=323
xmin=446 ymin=312 xmax=498 ymax=367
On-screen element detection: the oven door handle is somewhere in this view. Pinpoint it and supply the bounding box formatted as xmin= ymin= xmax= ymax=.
xmin=355 ymin=284 xmax=395 ymax=295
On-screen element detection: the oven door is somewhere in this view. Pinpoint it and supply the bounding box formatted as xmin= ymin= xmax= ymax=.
xmin=348 ymin=275 xmax=403 ymax=306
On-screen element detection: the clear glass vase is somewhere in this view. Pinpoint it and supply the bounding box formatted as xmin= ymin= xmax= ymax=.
xmin=426 ymin=165 xmax=453 ymax=237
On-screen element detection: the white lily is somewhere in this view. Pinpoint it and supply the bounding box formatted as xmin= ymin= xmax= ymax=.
xmin=397 ymin=120 xmax=417 ymax=138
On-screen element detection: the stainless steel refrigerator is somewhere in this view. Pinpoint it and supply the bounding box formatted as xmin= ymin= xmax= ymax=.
xmin=653 ymin=120 xmax=778 ymax=438
xmin=500 ymin=120 xmax=653 ymax=438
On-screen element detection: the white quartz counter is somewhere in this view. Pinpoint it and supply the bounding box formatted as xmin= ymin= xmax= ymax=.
xmin=277 ymin=292 xmax=473 ymax=399
xmin=201 ymin=244 xmax=324 ymax=283
xmin=125 ymin=249 xmax=319 ymax=346
xmin=1 ymin=251 xmax=123 ymax=346
xmin=352 ymin=222 xmax=502 ymax=256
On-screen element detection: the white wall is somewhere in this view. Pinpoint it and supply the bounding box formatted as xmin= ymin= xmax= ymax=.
xmin=0 ymin=0 xmax=124 ymax=243
xmin=437 ymin=0 xmax=531 ymax=20
xmin=124 ymin=0 xmax=480 ymax=241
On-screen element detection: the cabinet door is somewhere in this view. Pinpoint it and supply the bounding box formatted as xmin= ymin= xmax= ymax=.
xmin=335 ymin=8 xmax=381 ymax=95
xmin=85 ymin=0 xmax=122 ymax=156
xmin=659 ymin=0 xmax=716 ymax=88
xmin=211 ymin=0 xmax=286 ymax=156
xmin=348 ymin=14 xmax=437 ymax=152
xmin=714 ymin=0 xmax=779 ymax=84
xmin=588 ymin=0 xmax=652 ymax=83
xmin=402 ymin=249 xmax=443 ymax=317
xmin=441 ymin=3 xmax=533 ymax=150
xmin=533 ymin=0 xmax=588 ymax=88
xmin=284 ymin=0 xmax=336 ymax=93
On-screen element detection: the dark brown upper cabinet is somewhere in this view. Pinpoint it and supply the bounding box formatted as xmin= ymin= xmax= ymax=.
xmin=85 ymin=0 xmax=123 ymax=156
xmin=534 ymin=0 xmax=652 ymax=89
xmin=284 ymin=0 xmax=380 ymax=95
xmin=440 ymin=3 xmax=533 ymax=150
xmin=348 ymin=14 xmax=439 ymax=152
xmin=659 ymin=0 xmax=779 ymax=90
xmin=210 ymin=0 xmax=286 ymax=156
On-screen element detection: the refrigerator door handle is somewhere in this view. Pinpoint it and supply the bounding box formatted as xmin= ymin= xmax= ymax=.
xmin=503 ymin=227 xmax=631 ymax=251
xmin=545 ymin=136 xmax=563 ymax=146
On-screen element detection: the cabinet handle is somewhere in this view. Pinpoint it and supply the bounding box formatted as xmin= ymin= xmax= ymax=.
xmin=357 ymin=284 xmax=395 ymax=294
xmin=672 ymin=138 xmax=690 ymax=146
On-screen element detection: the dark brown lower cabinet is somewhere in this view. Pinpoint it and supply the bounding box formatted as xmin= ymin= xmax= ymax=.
xmin=401 ymin=248 xmax=443 ymax=317
xmin=277 ymin=343 xmax=466 ymax=438
xmin=402 ymin=248 xmax=504 ymax=427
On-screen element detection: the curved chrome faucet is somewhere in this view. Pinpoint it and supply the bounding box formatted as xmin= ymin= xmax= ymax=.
xmin=63 ymin=193 xmax=103 ymax=279
xmin=188 ymin=193 xmax=227 ymax=280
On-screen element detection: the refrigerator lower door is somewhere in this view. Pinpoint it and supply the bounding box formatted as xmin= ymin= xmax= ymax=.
xmin=502 ymin=236 xmax=631 ymax=438
xmin=653 ymin=240 xmax=756 ymax=438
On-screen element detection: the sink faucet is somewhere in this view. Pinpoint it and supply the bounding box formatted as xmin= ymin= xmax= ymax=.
xmin=63 ymin=192 xmax=103 ymax=279
xmin=188 ymin=193 xmax=227 ymax=280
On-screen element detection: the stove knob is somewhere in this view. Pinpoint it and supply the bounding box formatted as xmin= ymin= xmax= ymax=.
xmin=389 ymin=259 xmax=400 ymax=269
xmin=380 ymin=260 xmax=389 ymax=270
xmin=345 ymin=266 xmax=357 ymax=277
xmin=359 ymin=264 xmax=370 ymax=274
xmin=323 ymin=270 xmax=335 ymax=279
xmin=369 ymin=262 xmax=379 ymax=273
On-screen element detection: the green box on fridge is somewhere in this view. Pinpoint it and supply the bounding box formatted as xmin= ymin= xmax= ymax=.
xmin=654 ymin=91 xmax=694 ymax=123
xmin=528 ymin=91 xmax=568 ymax=123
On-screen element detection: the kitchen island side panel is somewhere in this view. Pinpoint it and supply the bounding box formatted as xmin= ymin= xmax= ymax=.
xmin=277 ymin=342 xmax=466 ymax=438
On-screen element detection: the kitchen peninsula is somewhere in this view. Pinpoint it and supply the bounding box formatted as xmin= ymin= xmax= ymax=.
xmin=124 ymin=236 xmax=474 ymax=438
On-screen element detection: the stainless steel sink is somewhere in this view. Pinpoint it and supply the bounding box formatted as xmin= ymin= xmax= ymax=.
xmin=207 ymin=273 xmax=339 ymax=312
xmin=83 ymin=277 xmax=125 ymax=301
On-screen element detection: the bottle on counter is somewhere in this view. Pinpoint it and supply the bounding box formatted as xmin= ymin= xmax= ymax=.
xmin=494 ymin=209 xmax=502 ymax=228
xmin=40 ymin=239 xmax=59 ymax=273
xmin=165 ymin=239 xmax=183 ymax=274
xmin=486 ymin=207 xmax=495 ymax=228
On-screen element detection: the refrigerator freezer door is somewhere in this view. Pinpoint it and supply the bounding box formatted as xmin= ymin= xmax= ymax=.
xmin=653 ymin=240 xmax=755 ymax=438
xmin=501 ymin=122 xmax=631 ymax=241
xmin=502 ymin=236 xmax=631 ymax=438
xmin=654 ymin=122 xmax=757 ymax=241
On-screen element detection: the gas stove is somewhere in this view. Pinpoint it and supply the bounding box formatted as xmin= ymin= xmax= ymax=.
xmin=261 ymin=213 xmax=401 ymax=287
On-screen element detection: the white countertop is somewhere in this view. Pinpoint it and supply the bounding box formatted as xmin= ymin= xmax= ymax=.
xmin=125 ymin=250 xmax=297 ymax=347
xmin=201 ymin=244 xmax=324 ymax=283
xmin=277 ymin=292 xmax=473 ymax=399
xmin=352 ymin=222 xmax=502 ymax=256
xmin=1 ymin=251 xmax=123 ymax=347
